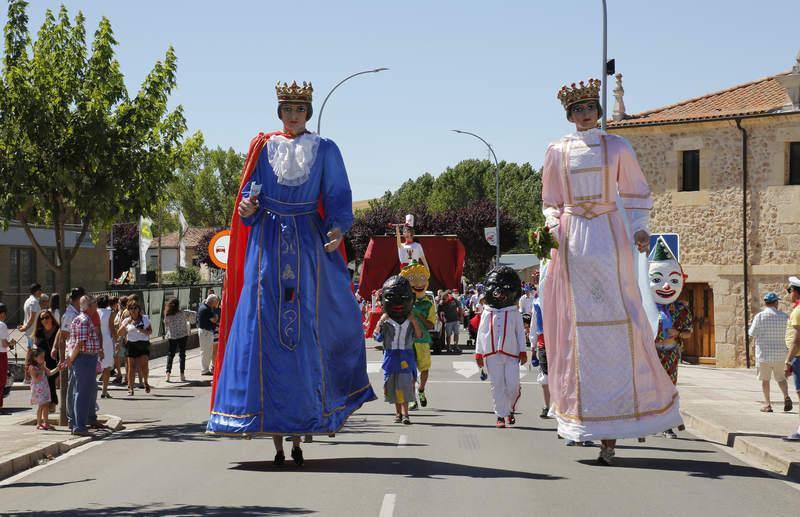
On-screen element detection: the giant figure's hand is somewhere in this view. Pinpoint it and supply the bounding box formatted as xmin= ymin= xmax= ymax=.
xmin=324 ymin=228 xmax=343 ymax=253
xmin=238 ymin=197 xmax=259 ymax=218
xmin=634 ymin=230 xmax=650 ymax=254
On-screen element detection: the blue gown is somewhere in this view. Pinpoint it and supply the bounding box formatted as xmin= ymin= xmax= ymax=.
xmin=206 ymin=135 xmax=376 ymax=436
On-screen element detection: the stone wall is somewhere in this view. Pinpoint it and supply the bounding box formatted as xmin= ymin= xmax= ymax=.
xmin=611 ymin=114 xmax=800 ymax=367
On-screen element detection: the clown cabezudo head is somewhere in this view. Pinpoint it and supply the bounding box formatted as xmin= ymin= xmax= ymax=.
xmin=276 ymin=80 xmax=313 ymax=137
xmin=399 ymin=260 xmax=430 ymax=300
xmin=381 ymin=275 xmax=415 ymax=324
xmin=648 ymin=237 xmax=686 ymax=306
xmin=483 ymin=266 xmax=523 ymax=310
xmin=557 ymin=78 xmax=603 ymax=131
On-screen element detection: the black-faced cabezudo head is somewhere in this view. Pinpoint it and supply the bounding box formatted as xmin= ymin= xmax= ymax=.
xmin=483 ymin=266 xmax=522 ymax=309
xmin=381 ymin=275 xmax=415 ymax=324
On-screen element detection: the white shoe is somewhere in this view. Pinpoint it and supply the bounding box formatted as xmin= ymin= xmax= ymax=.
xmin=180 ymin=374 xmax=186 ymax=382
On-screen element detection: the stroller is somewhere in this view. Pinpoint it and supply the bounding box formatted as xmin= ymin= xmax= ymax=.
xmin=3 ymin=329 xmax=26 ymax=400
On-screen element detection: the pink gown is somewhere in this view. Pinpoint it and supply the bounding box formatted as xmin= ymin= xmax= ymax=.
xmin=541 ymin=128 xmax=682 ymax=441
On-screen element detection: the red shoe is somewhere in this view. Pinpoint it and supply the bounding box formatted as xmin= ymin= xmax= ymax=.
xmin=496 ymin=417 xmax=506 ymax=428
xmin=507 ymin=413 xmax=516 ymax=425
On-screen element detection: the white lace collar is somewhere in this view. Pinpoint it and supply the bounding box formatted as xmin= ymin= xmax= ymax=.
xmin=267 ymin=133 xmax=321 ymax=186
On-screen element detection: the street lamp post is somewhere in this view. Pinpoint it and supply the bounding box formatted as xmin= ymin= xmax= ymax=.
xmin=601 ymin=0 xmax=608 ymax=131
xmin=452 ymin=130 xmax=501 ymax=265
xmin=316 ymin=67 xmax=389 ymax=135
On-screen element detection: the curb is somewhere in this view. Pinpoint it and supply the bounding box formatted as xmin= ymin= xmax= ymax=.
xmin=0 ymin=414 xmax=123 ymax=482
xmin=680 ymin=408 xmax=800 ymax=482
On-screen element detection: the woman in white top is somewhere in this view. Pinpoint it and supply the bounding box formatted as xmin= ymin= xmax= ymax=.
xmin=96 ymin=295 xmax=117 ymax=398
xmin=116 ymin=300 xmax=152 ymax=396
xmin=395 ymin=224 xmax=429 ymax=270
xmin=162 ymin=297 xmax=196 ymax=383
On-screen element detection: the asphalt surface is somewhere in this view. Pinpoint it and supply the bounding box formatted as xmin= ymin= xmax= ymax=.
xmin=1 ymin=349 xmax=798 ymax=517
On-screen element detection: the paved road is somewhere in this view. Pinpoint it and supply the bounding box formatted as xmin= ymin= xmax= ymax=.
xmin=1 ymin=349 xmax=798 ymax=516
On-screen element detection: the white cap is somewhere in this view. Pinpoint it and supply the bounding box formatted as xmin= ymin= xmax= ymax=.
xmin=405 ymin=214 xmax=414 ymax=228
xmin=789 ymin=276 xmax=800 ymax=288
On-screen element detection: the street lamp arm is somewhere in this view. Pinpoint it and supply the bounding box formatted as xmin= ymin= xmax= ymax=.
xmin=451 ymin=130 xmax=499 ymax=167
xmin=451 ymin=129 xmax=501 ymax=264
xmin=316 ymin=67 xmax=389 ymax=135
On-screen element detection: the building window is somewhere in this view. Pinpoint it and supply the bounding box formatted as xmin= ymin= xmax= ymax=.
xmin=789 ymin=142 xmax=800 ymax=186
xmin=681 ymin=150 xmax=700 ymax=192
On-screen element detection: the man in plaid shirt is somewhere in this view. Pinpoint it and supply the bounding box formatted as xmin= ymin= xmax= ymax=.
xmin=748 ymin=292 xmax=792 ymax=413
xmin=66 ymin=295 xmax=103 ymax=435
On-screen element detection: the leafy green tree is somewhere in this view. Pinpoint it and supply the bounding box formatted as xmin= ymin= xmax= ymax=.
xmin=0 ymin=0 xmax=186 ymax=302
xmin=427 ymin=159 xmax=492 ymax=212
xmin=169 ymin=131 xmax=245 ymax=227
xmin=371 ymin=158 xmax=543 ymax=254
xmin=384 ymin=173 xmax=436 ymax=212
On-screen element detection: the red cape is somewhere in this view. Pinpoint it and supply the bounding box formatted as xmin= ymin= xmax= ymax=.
xmin=210 ymin=132 xmax=348 ymax=408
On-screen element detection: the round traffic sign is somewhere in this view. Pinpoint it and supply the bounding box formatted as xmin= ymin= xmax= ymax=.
xmin=208 ymin=230 xmax=231 ymax=269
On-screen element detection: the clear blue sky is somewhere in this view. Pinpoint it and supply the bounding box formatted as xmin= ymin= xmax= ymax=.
xmin=4 ymin=1 xmax=797 ymax=200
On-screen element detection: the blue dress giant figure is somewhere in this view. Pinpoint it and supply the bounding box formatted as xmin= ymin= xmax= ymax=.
xmin=207 ymin=81 xmax=376 ymax=466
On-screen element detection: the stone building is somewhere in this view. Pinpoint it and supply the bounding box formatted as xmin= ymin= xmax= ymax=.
xmin=148 ymin=227 xmax=214 ymax=274
xmin=607 ymin=52 xmax=800 ymax=367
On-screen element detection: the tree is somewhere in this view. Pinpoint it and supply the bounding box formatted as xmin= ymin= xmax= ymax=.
xmin=426 ymin=159 xmax=492 ymax=213
xmin=0 ymin=2 xmax=186 ymax=425
xmin=0 ymin=1 xmax=186 ymax=299
xmin=111 ymin=222 xmax=138 ymax=279
xmin=170 ymin=131 xmax=245 ymax=228
xmin=382 ymin=173 xmax=436 ymax=212
xmin=438 ymin=199 xmax=519 ymax=281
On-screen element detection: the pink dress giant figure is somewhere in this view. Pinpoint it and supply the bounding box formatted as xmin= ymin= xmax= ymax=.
xmin=541 ymin=79 xmax=682 ymax=461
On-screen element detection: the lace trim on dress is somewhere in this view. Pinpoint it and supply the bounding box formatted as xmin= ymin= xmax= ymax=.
xmin=566 ymin=127 xmax=604 ymax=146
xmin=267 ymin=133 xmax=321 ymax=186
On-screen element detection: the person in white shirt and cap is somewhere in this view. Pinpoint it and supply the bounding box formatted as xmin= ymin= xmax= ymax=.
xmin=395 ymin=214 xmax=429 ymax=270
xmin=749 ymin=291 xmax=792 ymax=413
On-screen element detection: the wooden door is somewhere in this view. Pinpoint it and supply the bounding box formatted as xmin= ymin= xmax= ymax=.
xmin=678 ymin=283 xmax=716 ymax=364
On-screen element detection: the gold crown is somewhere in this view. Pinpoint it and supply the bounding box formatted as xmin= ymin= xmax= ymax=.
xmin=557 ymin=78 xmax=601 ymax=110
xmin=275 ymin=81 xmax=313 ymax=103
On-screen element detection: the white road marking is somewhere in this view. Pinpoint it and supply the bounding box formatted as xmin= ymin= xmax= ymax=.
xmin=379 ymin=493 xmax=396 ymax=517
xmin=397 ymin=435 xmax=407 ymax=448
xmin=367 ymin=362 xmax=382 ymax=373
xmin=452 ymin=361 xmax=478 ymax=378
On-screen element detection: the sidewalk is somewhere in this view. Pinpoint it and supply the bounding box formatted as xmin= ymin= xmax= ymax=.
xmin=678 ymin=364 xmax=800 ymax=481
xmin=0 ymin=348 xmax=207 ymax=481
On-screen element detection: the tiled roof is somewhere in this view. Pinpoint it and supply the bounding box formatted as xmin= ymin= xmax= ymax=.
xmin=609 ymin=73 xmax=794 ymax=128
xmin=152 ymin=227 xmax=215 ymax=248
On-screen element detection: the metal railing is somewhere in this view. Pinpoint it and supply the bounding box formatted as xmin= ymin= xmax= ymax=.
xmin=92 ymin=283 xmax=222 ymax=339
